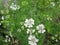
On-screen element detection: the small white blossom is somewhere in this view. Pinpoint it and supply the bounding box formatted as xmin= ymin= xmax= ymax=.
xmin=38 ymin=29 xmax=45 ymax=33
xmin=5 ymin=38 xmax=11 ymax=42
xmin=5 ymin=39 xmax=8 ymax=42
xmin=28 ymin=35 xmax=39 ymax=45
xmin=36 ymin=24 xmax=45 ymax=33
xmin=55 ymin=34 xmax=58 ymax=37
xmin=50 ymin=2 xmax=55 ymax=6
xmin=55 ymin=39 xmax=58 ymax=42
xmin=24 ymin=18 xmax=34 ymax=28
xmin=5 ymin=35 xmax=11 ymax=42
xmin=6 ymin=35 xmax=8 ymax=38
xmin=27 ymin=29 xmax=35 ymax=34
xmin=51 ymin=36 xmax=55 ymax=40
xmin=10 ymin=3 xmax=20 ymax=10
xmin=1 ymin=16 xmax=4 ymax=20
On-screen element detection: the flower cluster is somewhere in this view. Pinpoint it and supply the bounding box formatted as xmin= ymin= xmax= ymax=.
xmin=24 ymin=18 xmax=34 ymax=28
xmin=10 ymin=3 xmax=20 ymax=10
xmin=28 ymin=35 xmax=39 ymax=45
xmin=24 ymin=18 xmax=46 ymax=45
xmin=5 ymin=35 xmax=11 ymax=42
xmin=36 ymin=24 xmax=45 ymax=33
xmin=51 ymin=34 xmax=59 ymax=43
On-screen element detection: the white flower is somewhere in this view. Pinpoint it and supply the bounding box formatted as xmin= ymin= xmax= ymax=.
xmin=28 ymin=35 xmax=39 ymax=45
xmin=10 ymin=3 xmax=20 ymax=10
xmin=38 ymin=29 xmax=45 ymax=33
xmin=36 ymin=24 xmax=45 ymax=33
xmin=29 ymin=41 xmax=37 ymax=45
xmin=24 ymin=18 xmax=34 ymax=28
xmin=55 ymin=39 xmax=58 ymax=42
xmin=50 ymin=2 xmax=55 ymax=6
xmin=5 ymin=38 xmax=10 ymax=42
xmin=36 ymin=24 xmax=45 ymax=30
xmin=51 ymin=36 xmax=55 ymax=40
xmin=5 ymin=35 xmax=11 ymax=42
xmin=5 ymin=39 xmax=8 ymax=42
xmin=1 ymin=16 xmax=4 ymax=20
xmin=27 ymin=29 xmax=35 ymax=34
xmin=6 ymin=35 xmax=8 ymax=38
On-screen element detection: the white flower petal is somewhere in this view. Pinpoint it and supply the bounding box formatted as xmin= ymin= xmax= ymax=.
xmin=1 ymin=16 xmax=4 ymax=20
xmin=38 ymin=30 xmax=45 ymax=33
xmin=41 ymin=30 xmax=45 ymax=33
xmin=28 ymin=35 xmax=33 ymax=40
xmin=5 ymin=39 xmax=8 ymax=42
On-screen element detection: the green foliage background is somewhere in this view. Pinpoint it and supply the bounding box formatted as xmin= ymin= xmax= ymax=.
xmin=0 ymin=0 xmax=60 ymax=45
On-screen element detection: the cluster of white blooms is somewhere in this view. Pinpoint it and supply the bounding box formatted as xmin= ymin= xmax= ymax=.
xmin=10 ymin=3 xmax=20 ymax=10
xmin=51 ymin=34 xmax=59 ymax=42
xmin=36 ymin=24 xmax=46 ymax=33
xmin=5 ymin=35 xmax=10 ymax=42
xmin=24 ymin=18 xmax=34 ymax=28
xmin=28 ymin=35 xmax=39 ymax=45
xmin=24 ymin=18 xmax=46 ymax=45
xmin=24 ymin=18 xmax=39 ymax=45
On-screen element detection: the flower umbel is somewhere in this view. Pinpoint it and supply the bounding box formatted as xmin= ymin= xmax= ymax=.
xmin=28 ymin=35 xmax=39 ymax=45
xmin=10 ymin=3 xmax=20 ymax=10
xmin=24 ymin=18 xmax=34 ymax=28
xmin=36 ymin=24 xmax=45 ymax=33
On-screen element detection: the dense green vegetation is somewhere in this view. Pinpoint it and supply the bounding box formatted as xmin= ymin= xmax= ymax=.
xmin=0 ymin=0 xmax=60 ymax=45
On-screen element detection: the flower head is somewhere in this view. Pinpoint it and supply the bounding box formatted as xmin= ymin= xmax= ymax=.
xmin=28 ymin=35 xmax=39 ymax=45
xmin=5 ymin=35 xmax=11 ymax=42
xmin=36 ymin=24 xmax=45 ymax=33
xmin=10 ymin=3 xmax=20 ymax=10
xmin=24 ymin=18 xmax=34 ymax=28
